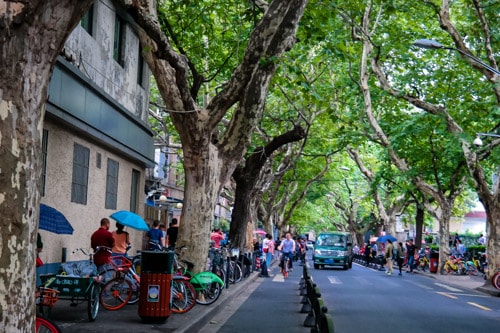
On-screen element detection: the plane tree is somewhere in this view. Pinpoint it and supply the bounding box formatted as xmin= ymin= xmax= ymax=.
xmin=119 ymin=0 xmax=308 ymax=271
xmin=0 ymin=1 xmax=94 ymax=330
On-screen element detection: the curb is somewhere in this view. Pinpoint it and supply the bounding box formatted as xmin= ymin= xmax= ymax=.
xmin=476 ymin=285 xmax=500 ymax=297
xmin=412 ymin=269 xmax=500 ymax=297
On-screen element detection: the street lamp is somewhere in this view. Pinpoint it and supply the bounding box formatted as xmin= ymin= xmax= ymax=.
xmin=473 ymin=133 xmax=500 ymax=147
xmin=413 ymin=39 xmax=500 ymax=76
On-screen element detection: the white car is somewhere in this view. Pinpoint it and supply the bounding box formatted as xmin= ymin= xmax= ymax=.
xmin=306 ymin=241 xmax=314 ymax=250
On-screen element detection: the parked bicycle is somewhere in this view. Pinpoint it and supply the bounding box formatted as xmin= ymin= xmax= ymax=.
xmin=133 ymin=251 xmax=197 ymax=313
xmin=415 ymin=253 xmax=429 ymax=272
xmin=36 ymin=279 xmax=62 ymax=332
xmin=173 ymin=247 xmax=224 ymax=305
xmin=39 ymin=247 xmax=101 ymax=321
xmin=36 ymin=315 xmax=62 ymax=333
xmin=442 ymin=255 xmax=465 ymax=275
xmin=462 ymin=256 xmax=479 ymax=276
xmin=207 ymin=245 xmax=242 ymax=286
xmin=490 ymin=259 xmax=500 ymax=289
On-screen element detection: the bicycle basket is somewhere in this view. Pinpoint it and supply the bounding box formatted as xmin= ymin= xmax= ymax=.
xmin=38 ymin=287 xmax=60 ymax=307
xmin=111 ymin=256 xmax=132 ymax=271
xmin=230 ymin=248 xmax=240 ymax=257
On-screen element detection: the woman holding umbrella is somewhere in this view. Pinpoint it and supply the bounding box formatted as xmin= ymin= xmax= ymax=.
xmin=111 ymin=222 xmax=131 ymax=257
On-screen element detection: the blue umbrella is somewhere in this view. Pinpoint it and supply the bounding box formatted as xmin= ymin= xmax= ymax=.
xmin=376 ymin=234 xmax=397 ymax=243
xmin=110 ymin=210 xmax=149 ymax=231
xmin=39 ymin=204 xmax=74 ymax=235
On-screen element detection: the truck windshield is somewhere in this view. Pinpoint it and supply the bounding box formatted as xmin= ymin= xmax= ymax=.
xmin=317 ymin=235 xmax=345 ymax=247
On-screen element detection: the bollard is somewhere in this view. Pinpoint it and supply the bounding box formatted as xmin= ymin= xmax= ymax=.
xmin=317 ymin=307 xmax=334 ymax=333
xmin=300 ymin=284 xmax=308 ymax=296
xmin=303 ymin=311 xmax=316 ymax=327
xmin=259 ymin=258 xmax=270 ymax=277
xmin=300 ymin=301 xmax=312 ymax=313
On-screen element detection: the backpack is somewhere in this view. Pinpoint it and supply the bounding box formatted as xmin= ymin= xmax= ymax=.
xmin=392 ymin=247 xmax=398 ymax=259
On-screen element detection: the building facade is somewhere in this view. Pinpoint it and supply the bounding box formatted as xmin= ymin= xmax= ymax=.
xmin=38 ymin=0 xmax=154 ymax=272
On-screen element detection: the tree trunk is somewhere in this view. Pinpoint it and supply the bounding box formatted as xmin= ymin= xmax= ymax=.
xmin=437 ymin=202 xmax=452 ymax=274
xmin=124 ymin=0 xmax=308 ymax=271
xmin=484 ymin=202 xmax=500 ymax=283
xmin=230 ymin=126 xmax=305 ymax=249
xmin=414 ymin=205 xmax=424 ymax=249
xmin=0 ymin=1 xmax=93 ymax=331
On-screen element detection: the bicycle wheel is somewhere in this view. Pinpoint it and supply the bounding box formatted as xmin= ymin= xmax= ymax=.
xmin=228 ymin=261 xmax=242 ymax=284
xmin=36 ymin=315 xmax=62 ymax=333
xmin=214 ymin=265 xmax=226 ymax=288
xmin=195 ymin=281 xmax=222 ymax=305
xmin=492 ymin=272 xmax=500 ymax=289
xmin=466 ymin=264 xmax=479 ymax=276
xmin=125 ymin=273 xmax=140 ymax=305
xmin=100 ymin=277 xmax=132 ymax=310
xmin=87 ymin=283 xmax=100 ymax=321
xmin=171 ymin=278 xmax=196 ymax=313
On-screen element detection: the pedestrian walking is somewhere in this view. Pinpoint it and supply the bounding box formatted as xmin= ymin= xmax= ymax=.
xmin=111 ymin=222 xmax=130 ymax=257
xmin=167 ymin=218 xmax=179 ymax=250
xmin=147 ymin=219 xmax=164 ymax=250
xmin=384 ymin=239 xmax=394 ymax=275
xmin=406 ymin=239 xmax=417 ymax=273
xmin=365 ymin=242 xmax=372 ymax=267
xmin=91 ymin=218 xmax=115 ymax=280
xmin=396 ymin=242 xmax=405 ymax=275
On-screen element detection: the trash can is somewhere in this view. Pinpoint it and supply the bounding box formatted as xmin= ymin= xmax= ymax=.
xmin=138 ymin=251 xmax=173 ymax=323
xmin=429 ymin=251 xmax=439 ymax=273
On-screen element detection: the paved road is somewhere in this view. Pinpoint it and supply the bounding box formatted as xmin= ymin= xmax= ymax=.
xmin=310 ymin=261 xmax=500 ymax=333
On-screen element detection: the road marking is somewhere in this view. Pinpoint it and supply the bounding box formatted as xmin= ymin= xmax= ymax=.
xmin=352 ymin=276 xmax=372 ymax=285
xmin=434 ymin=283 xmax=463 ymax=292
xmin=437 ymin=292 xmax=457 ymax=299
xmin=328 ymin=276 xmax=342 ymax=284
xmin=272 ymin=274 xmax=285 ymax=282
xmin=408 ymin=281 xmax=433 ymax=290
xmin=467 ymin=302 xmax=491 ymax=311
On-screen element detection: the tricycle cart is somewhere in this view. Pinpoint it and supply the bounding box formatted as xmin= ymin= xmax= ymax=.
xmin=39 ymin=274 xmax=100 ymax=321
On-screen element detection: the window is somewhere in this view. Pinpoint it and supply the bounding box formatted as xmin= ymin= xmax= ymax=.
xmin=137 ymin=51 xmax=144 ymax=87
xmin=130 ymin=169 xmax=140 ymax=213
xmin=113 ymin=15 xmax=125 ymax=66
xmin=71 ymin=143 xmax=90 ymax=204
xmin=41 ymin=129 xmax=48 ymax=196
xmin=81 ymin=4 xmax=94 ymax=36
xmin=105 ymin=158 xmax=119 ymax=209
xmin=96 ymin=152 xmax=101 ymax=169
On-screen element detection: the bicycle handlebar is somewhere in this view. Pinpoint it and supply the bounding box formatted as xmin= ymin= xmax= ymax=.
xmin=72 ymin=246 xmax=112 ymax=256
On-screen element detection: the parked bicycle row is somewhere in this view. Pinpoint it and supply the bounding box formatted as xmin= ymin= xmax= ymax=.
xmin=353 ymin=250 xmax=487 ymax=277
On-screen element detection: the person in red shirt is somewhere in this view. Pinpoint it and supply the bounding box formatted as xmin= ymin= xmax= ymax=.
xmin=91 ymin=218 xmax=115 ymax=269
xmin=210 ymin=228 xmax=225 ymax=248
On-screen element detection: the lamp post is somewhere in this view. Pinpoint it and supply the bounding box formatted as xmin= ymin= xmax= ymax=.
xmin=413 ymin=39 xmax=500 ymax=76
xmin=473 ymin=133 xmax=500 ymax=147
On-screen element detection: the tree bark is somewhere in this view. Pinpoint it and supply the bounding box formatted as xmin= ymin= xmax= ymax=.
xmin=356 ymin=3 xmax=464 ymax=274
xmin=230 ymin=125 xmax=305 ymax=248
xmin=121 ymin=0 xmax=308 ymax=271
xmin=0 ymin=1 xmax=93 ymax=331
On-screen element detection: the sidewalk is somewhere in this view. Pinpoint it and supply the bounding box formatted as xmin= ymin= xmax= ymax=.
xmin=47 ymin=260 xmax=308 ymax=332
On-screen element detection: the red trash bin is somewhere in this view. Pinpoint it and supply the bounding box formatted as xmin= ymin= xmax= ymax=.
xmin=429 ymin=252 xmax=439 ymax=273
xmin=138 ymin=251 xmax=173 ymax=323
